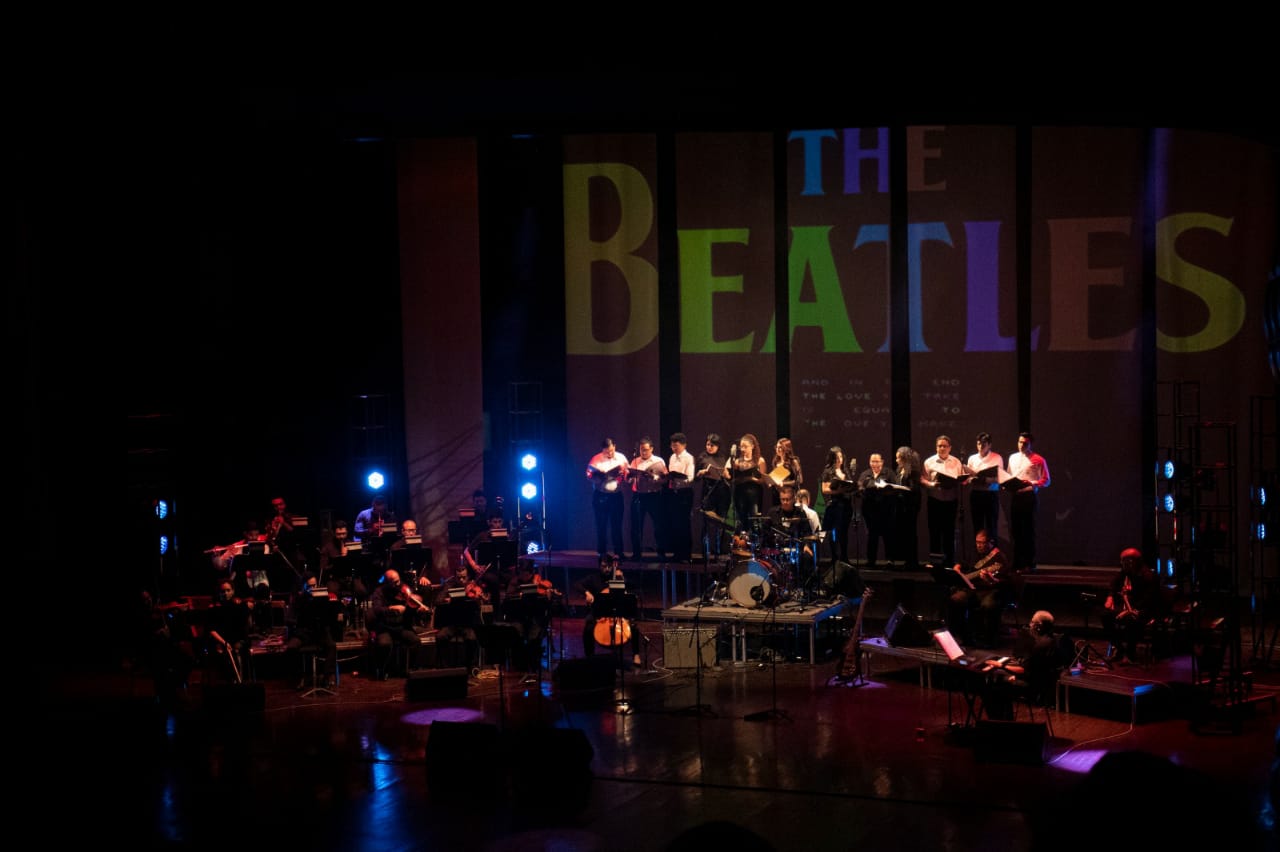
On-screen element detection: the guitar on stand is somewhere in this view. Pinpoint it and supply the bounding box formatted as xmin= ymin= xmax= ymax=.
xmin=829 ymin=587 xmax=873 ymax=687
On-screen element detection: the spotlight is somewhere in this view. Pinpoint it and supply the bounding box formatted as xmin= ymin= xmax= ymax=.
xmin=521 ymin=482 xmax=538 ymax=500
xmin=159 ymin=534 xmax=169 ymax=555
xmin=521 ymin=453 xmax=538 ymax=471
xmin=1161 ymin=494 xmax=1176 ymax=513
xmin=1258 ymin=523 xmax=1268 ymax=542
xmin=1254 ymin=485 xmax=1268 ymax=507
xmin=526 ymin=541 xmax=542 ymax=554
xmin=367 ymin=471 xmax=386 ymax=490
xmin=155 ymin=499 xmax=169 ymax=520
xmin=1161 ymin=460 xmax=1175 ymax=481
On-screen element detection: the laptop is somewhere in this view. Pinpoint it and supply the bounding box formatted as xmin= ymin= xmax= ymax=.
xmin=932 ymin=629 xmax=1008 ymax=668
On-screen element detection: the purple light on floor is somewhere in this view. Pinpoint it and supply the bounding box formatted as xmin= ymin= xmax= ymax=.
xmin=401 ymin=706 xmax=484 ymax=726
xmin=1051 ymin=748 xmax=1108 ymax=774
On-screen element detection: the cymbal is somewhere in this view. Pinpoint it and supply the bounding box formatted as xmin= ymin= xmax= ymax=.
xmin=801 ymin=534 xmax=826 ymax=542
xmin=701 ymin=510 xmax=727 ymax=523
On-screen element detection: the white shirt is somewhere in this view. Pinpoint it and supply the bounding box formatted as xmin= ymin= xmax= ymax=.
xmin=630 ymin=454 xmax=668 ymax=493
xmin=800 ymin=504 xmax=821 ymax=534
xmin=966 ymin=450 xmax=1004 ymax=492
xmin=1008 ymin=451 xmax=1050 ymax=490
xmin=923 ymin=454 xmax=964 ymax=501
xmin=668 ymin=449 xmax=695 ymax=484
xmin=587 ymin=451 xmax=629 ymax=493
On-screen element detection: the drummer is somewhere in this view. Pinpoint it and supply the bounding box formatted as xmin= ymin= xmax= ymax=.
xmin=767 ymin=485 xmax=820 ymax=580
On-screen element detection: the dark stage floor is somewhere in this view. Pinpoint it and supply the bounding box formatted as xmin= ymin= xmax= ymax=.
xmin=43 ymin=601 xmax=1279 ymax=852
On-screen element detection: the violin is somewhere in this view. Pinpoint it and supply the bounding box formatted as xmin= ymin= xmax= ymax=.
xmin=399 ymin=583 xmax=430 ymax=611
xmin=465 ymin=580 xmax=490 ymax=602
xmin=530 ymin=574 xmax=562 ymax=598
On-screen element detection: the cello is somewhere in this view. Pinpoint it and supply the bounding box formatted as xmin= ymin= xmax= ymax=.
xmin=591 ymin=572 xmax=633 ymax=648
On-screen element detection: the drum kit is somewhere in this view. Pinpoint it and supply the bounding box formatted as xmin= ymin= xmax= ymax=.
xmin=705 ymin=512 xmax=827 ymax=609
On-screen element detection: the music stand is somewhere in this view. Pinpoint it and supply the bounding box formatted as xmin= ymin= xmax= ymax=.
xmin=502 ymin=592 xmax=553 ymax=685
xmin=592 ymin=592 xmax=638 ymax=713
xmin=434 ymin=596 xmax=482 ymax=670
xmin=476 ymin=540 xmax=518 ymax=578
xmin=475 ymin=621 xmax=523 ymax=729
xmin=390 ymin=545 xmax=433 ymax=586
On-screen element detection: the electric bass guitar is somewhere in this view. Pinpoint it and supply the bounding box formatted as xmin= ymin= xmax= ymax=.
xmin=836 ymin=587 xmax=873 ymax=681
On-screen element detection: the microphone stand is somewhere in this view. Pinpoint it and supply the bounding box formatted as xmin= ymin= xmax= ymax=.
xmin=744 ymin=596 xmax=789 ymax=723
xmin=675 ymin=580 xmax=717 ymax=718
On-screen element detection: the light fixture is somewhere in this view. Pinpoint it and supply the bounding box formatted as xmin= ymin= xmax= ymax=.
xmin=367 ymin=471 xmax=386 ymax=490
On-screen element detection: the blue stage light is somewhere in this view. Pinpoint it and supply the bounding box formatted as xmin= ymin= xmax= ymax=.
xmin=1258 ymin=523 xmax=1267 ymax=541
xmin=526 ymin=541 xmax=542 ymax=554
xmin=1162 ymin=494 xmax=1176 ymax=513
xmin=521 ymin=453 xmax=538 ymax=471
xmin=521 ymin=482 xmax=538 ymax=500
xmin=155 ymin=499 xmax=169 ymax=520
xmin=1162 ymin=460 xmax=1175 ymax=480
xmin=367 ymin=471 xmax=386 ymax=490
xmin=159 ymin=535 xmax=169 ymax=555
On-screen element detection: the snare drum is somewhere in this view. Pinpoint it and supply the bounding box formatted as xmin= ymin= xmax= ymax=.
xmin=728 ymin=558 xmax=783 ymax=608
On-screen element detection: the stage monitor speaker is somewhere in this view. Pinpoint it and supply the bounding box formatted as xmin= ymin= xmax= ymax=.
xmin=884 ymin=604 xmax=932 ymax=647
xmin=662 ymin=627 xmax=717 ymax=668
xmin=975 ymin=720 xmax=1047 ymax=765
xmin=427 ymin=721 xmax=499 ymax=789
xmin=821 ymin=560 xmax=864 ymax=598
xmin=554 ymin=655 xmax=616 ymax=691
xmin=406 ymin=667 xmax=470 ymax=701
xmin=203 ymin=682 xmax=266 ymax=715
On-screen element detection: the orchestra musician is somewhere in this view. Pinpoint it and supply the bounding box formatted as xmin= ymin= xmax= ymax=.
xmin=369 ymin=569 xmax=423 ymax=679
xmin=946 ymin=530 xmax=1013 ymax=648
xmin=205 ymin=580 xmax=254 ymax=683
xmin=857 ymin=453 xmax=893 ymax=567
xmin=354 ymin=496 xmax=396 ymax=543
xmin=586 ymin=438 xmax=629 ymax=558
xmin=463 ymin=510 xmax=511 ymax=589
xmin=285 ymin=575 xmax=340 ymax=689
xmin=725 ymin=433 xmax=768 ymax=532
xmin=1100 ymin=547 xmax=1159 ymax=665
xmin=665 ymin=432 xmax=696 ymax=562
xmin=577 ymin=553 xmax=642 ymax=666
xmin=390 ymin=518 xmax=436 ymax=590
xmin=317 ymin=520 xmax=352 ymax=587
xmin=629 ymin=437 xmax=668 ymax=561
xmin=820 ymin=446 xmax=854 ymax=564
xmin=696 ymin=433 xmax=731 ymax=557
xmin=923 ymin=435 xmax=964 ymax=567
xmin=502 ymin=558 xmax=558 ymax=671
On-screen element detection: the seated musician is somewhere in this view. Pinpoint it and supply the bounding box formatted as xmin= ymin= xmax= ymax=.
xmin=576 ymin=553 xmax=642 ymax=666
xmin=765 ymin=484 xmax=810 ymax=562
xmin=946 ymin=530 xmax=1013 ymax=648
xmin=463 ymin=511 xmax=512 ymax=587
xmin=317 ymin=520 xmax=351 ymax=585
xmin=369 ymin=569 xmax=423 ymax=679
xmin=433 ymin=562 xmax=492 ymax=670
xmin=286 ymin=575 xmax=340 ymax=689
xmin=1100 ymin=547 xmax=1160 ymax=665
xmin=205 ymin=581 xmax=254 ymax=683
xmin=978 ymin=609 xmax=1068 ymax=719
xmin=501 ymin=558 xmax=557 ymax=671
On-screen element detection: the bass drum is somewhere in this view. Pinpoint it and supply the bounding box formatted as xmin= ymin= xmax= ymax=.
xmin=728 ymin=559 xmax=783 ymax=608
